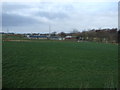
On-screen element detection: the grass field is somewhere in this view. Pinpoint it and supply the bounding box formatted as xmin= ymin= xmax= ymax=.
xmin=2 ymin=40 xmax=118 ymax=88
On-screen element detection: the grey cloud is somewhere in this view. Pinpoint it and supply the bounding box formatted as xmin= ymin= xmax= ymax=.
xmin=37 ymin=2 xmax=74 ymax=11
xmin=59 ymin=4 xmax=75 ymax=11
xmin=2 ymin=3 xmax=30 ymax=12
xmin=2 ymin=13 xmax=41 ymax=27
xmin=1 ymin=2 xmax=117 ymax=33
xmin=35 ymin=11 xmax=69 ymax=20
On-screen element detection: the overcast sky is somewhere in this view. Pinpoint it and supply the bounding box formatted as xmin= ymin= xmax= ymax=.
xmin=1 ymin=1 xmax=118 ymax=33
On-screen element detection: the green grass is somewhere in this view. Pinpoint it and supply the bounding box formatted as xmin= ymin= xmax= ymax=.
xmin=2 ymin=34 xmax=28 ymax=40
xmin=2 ymin=41 xmax=118 ymax=88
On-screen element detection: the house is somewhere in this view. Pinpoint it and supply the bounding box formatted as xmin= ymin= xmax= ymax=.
xmin=65 ymin=36 xmax=72 ymax=39
xmin=27 ymin=35 xmax=48 ymax=39
xmin=65 ymin=36 xmax=77 ymax=40
xmin=49 ymin=36 xmax=64 ymax=40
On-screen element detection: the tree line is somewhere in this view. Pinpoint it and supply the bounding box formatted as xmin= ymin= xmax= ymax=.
xmin=2 ymin=28 xmax=120 ymax=44
xmin=57 ymin=28 xmax=119 ymax=43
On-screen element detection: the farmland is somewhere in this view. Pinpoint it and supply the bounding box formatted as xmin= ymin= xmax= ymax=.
xmin=2 ymin=40 xmax=118 ymax=88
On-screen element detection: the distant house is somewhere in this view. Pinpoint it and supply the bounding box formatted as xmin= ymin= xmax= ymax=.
xmin=65 ymin=36 xmax=72 ymax=39
xmin=65 ymin=36 xmax=76 ymax=40
xmin=27 ymin=35 xmax=48 ymax=39
xmin=49 ymin=36 xmax=64 ymax=40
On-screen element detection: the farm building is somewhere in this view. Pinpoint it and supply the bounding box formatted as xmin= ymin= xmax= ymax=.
xmin=65 ymin=36 xmax=72 ymax=39
xmin=65 ymin=35 xmax=77 ymax=40
xmin=27 ymin=35 xmax=48 ymax=39
xmin=49 ymin=36 xmax=64 ymax=40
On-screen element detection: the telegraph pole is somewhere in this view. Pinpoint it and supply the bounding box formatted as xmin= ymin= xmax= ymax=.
xmin=7 ymin=28 xmax=9 ymax=33
xmin=49 ymin=24 xmax=51 ymax=37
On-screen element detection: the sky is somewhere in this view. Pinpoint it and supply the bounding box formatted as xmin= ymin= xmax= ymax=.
xmin=1 ymin=1 xmax=118 ymax=33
